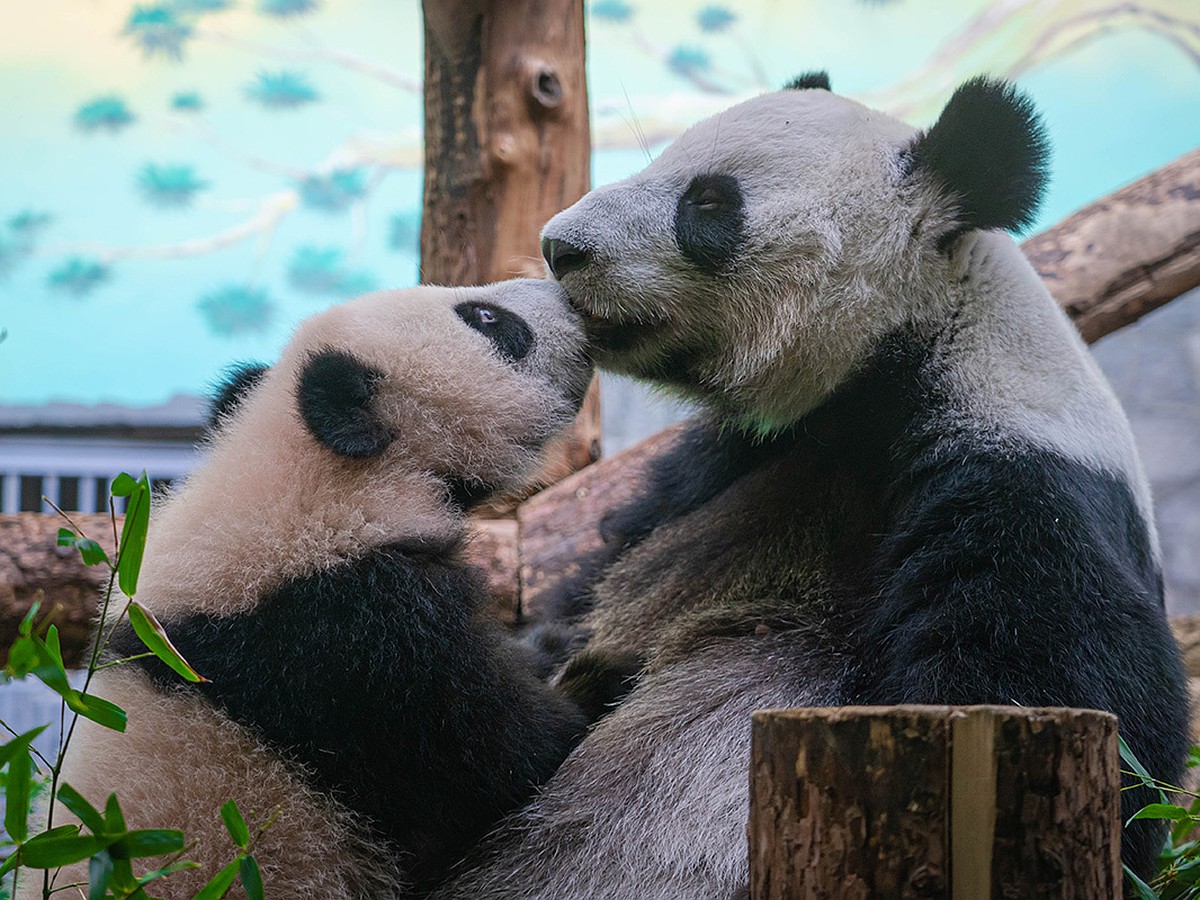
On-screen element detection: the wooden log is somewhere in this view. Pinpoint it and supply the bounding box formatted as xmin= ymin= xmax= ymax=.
xmin=0 ymin=513 xmax=115 ymax=668
xmin=420 ymin=0 xmax=601 ymax=503
xmin=748 ymin=706 xmax=1121 ymax=900
xmin=1023 ymin=147 xmax=1200 ymax=343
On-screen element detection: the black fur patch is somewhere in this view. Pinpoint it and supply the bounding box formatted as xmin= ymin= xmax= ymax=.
xmin=550 ymin=327 xmax=1184 ymax=880
xmin=556 ymin=649 xmax=644 ymax=725
xmin=908 ymin=76 xmax=1050 ymax=246
xmin=296 ymin=347 xmax=393 ymax=459
xmin=109 ymin=542 xmax=586 ymax=890
xmin=441 ymin=473 xmax=497 ymax=511
xmin=207 ymin=362 xmax=268 ymax=430
xmin=454 ymin=302 xmax=535 ymax=363
xmin=675 ymin=174 xmax=746 ymax=274
xmin=850 ymin=443 xmax=1183 ymax=879
xmin=783 ymin=70 xmax=831 ymax=91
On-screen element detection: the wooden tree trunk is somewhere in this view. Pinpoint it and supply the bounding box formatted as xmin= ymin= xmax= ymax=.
xmin=421 ymin=0 xmax=600 ymax=488
xmin=749 ymin=706 xmax=1121 ymax=899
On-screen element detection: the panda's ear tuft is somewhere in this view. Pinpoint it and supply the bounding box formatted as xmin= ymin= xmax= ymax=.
xmin=907 ymin=77 xmax=1050 ymax=243
xmin=208 ymin=362 xmax=269 ymax=429
xmin=783 ymin=70 xmax=831 ymax=91
xmin=296 ymin=348 xmax=394 ymax=459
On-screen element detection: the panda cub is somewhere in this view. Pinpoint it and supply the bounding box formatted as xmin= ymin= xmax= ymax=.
xmin=49 ymin=281 xmax=592 ymax=899
xmin=433 ymin=75 xmax=1188 ymax=896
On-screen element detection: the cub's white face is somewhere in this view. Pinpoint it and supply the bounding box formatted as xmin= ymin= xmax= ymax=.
xmin=277 ymin=279 xmax=593 ymax=489
xmin=541 ymin=78 xmax=1048 ymax=430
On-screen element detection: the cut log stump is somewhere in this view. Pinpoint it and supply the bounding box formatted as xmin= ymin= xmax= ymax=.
xmin=749 ymin=705 xmax=1121 ymax=899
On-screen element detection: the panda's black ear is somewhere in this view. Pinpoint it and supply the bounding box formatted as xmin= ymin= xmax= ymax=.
xmin=907 ymin=77 xmax=1049 ymax=245
xmin=296 ymin=348 xmax=394 ymax=459
xmin=207 ymin=362 xmax=269 ymax=430
xmin=784 ymin=70 xmax=830 ymax=91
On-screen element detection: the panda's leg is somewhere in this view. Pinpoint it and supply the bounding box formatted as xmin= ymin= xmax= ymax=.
xmin=46 ymin=669 xmax=406 ymax=900
xmin=432 ymin=633 xmax=842 ymax=900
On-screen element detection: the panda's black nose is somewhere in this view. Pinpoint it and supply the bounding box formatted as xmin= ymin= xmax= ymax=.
xmin=541 ymin=237 xmax=591 ymax=279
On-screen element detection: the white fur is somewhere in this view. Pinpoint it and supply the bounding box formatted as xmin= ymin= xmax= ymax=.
xmin=32 ymin=281 xmax=588 ymax=900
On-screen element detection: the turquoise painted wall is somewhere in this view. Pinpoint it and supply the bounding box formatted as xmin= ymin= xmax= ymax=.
xmin=0 ymin=0 xmax=1196 ymax=412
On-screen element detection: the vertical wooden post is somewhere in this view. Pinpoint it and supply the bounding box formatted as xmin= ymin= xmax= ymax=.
xmin=749 ymin=705 xmax=1121 ymax=899
xmin=420 ymin=0 xmax=601 ymax=484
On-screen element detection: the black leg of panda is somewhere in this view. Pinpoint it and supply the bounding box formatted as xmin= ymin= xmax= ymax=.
xmin=108 ymin=541 xmax=588 ymax=892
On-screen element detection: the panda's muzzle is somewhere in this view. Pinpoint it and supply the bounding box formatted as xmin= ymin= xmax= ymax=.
xmin=541 ymin=237 xmax=591 ymax=280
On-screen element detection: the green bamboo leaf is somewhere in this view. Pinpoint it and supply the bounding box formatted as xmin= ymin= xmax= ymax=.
xmin=18 ymin=832 xmax=108 ymax=868
xmin=45 ymin=625 xmax=64 ymax=667
xmin=57 ymin=782 xmax=107 ymax=835
xmin=65 ymin=689 xmax=128 ymax=733
xmin=110 ymin=829 xmax=185 ymax=860
xmin=192 ymin=857 xmax=241 ymax=900
xmin=128 ymin=601 xmax=207 ymax=683
xmin=56 ymin=528 xmax=109 ymax=567
xmin=105 ymin=793 xmax=128 ymax=833
xmin=89 ymin=850 xmax=114 ymax=900
xmin=113 ymin=471 xmax=151 ymax=598
xmin=0 ymin=726 xmax=47 ymax=771
xmin=1120 ymin=735 xmax=1169 ymax=805
xmin=134 ymin=859 xmax=200 ymax=887
xmin=4 ymin=744 xmax=32 ymax=842
xmin=219 ymin=800 xmax=249 ymax=849
xmin=1124 ymin=864 xmax=1159 ymax=900
xmin=1129 ymin=802 xmax=1191 ymax=823
xmin=17 ymin=599 xmax=41 ymax=637
xmin=239 ymin=854 xmax=264 ymax=900
xmin=0 ymin=849 xmax=20 ymax=879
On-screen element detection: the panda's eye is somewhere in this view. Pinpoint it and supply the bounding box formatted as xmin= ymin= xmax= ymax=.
xmin=453 ymin=301 xmax=535 ymax=363
xmin=676 ymin=174 xmax=746 ymax=275
xmin=691 ymin=188 xmax=725 ymax=211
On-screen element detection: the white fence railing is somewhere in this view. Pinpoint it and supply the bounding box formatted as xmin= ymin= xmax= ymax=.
xmin=0 ymin=436 xmax=200 ymax=513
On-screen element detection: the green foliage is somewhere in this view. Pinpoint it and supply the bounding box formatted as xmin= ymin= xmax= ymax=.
xmin=667 ymin=46 xmax=712 ymax=78
xmin=1121 ymin=737 xmax=1200 ymax=898
xmin=0 ymin=475 xmax=274 ymax=898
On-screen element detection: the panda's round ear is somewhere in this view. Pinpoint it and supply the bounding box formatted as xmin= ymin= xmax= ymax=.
xmin=906 ymin=77 xmax=1050 ymax=247
xmin=296 ymin=348 xmax=394 ymax=459
xmin=783 ymin=70 xmax=831 ymax=91
xmin=207 ymin=362 xmax=269 ymax=430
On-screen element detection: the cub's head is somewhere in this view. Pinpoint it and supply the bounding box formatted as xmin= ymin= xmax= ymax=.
xmin=541 ymin=74 xmax=1048 ymax=430
xmin=213 ymin=280 xmax=592 ymax=509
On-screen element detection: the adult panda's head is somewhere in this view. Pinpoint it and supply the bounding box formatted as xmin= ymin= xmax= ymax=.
xmin=146 ymin=280 xmax=590 ymax=617
xmin=541 ymin=73 xmax=1048 ymax=431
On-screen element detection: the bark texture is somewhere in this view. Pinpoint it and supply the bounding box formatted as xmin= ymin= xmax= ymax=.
xmin=1022 ymin=147 xmax=1200 ymax=342
xmin=748 ymin=706 xmax=1121 ymax=899
xmin=421 ymin=0 xmax=600 ymax=499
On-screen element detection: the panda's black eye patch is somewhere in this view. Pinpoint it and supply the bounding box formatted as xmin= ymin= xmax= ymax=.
xmin=676 ymin=174 xmax=745 ymax=275
xmin=454 ymin=302 xmax=534 ymax=363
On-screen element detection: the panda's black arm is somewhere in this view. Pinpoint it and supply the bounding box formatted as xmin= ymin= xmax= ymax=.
xmin=853 ymin=446 xmax=1187 ymax=881
xmin=108 ymin=543 xmax=586 ymax=887
xmin=532 ymin=414 xmax=798 ymax=627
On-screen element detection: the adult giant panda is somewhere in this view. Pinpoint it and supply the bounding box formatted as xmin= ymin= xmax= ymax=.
xmin=43 ymin=281 xmax=592 ymax=899
xmin=434 ymin=75 xmax=1188 ymax=896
